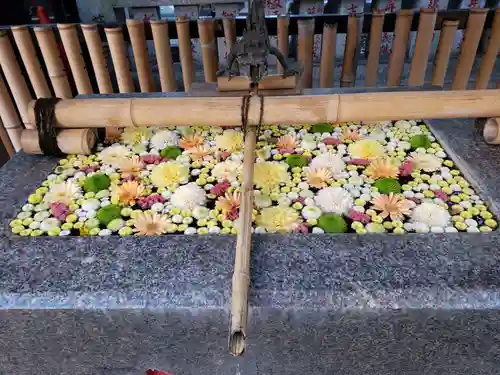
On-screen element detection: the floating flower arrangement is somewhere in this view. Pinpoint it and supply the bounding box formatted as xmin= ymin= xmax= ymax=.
xmin=10 ymin=121 xmax=498 ymax=236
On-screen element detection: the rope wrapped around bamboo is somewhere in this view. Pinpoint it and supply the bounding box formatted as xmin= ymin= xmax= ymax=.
xmin=34 ymin=27 xmax=73 ymax=98
xmin=58 ymin=24 xmax=93 ymax=95
xmin=431 ymin=20 xmax=458 ymax=87
xmin=475 ymin=8 xmax=500 ymax=89
xmin=104 ymin=27 xmax=134 ymax=93
xmin=276 ymin=16 xmax=289 ymax=74
xmin=126 ymin=19 xmax=154 ymax=92
xmin=81 ymin=24 xmax=113 ymax=94
xmin=0 ymin=72 xmax=23 ymax=151
xmin=11 ymin=25 xmax=51 ymax=98
xmin=176 ymin=16 xmax=194 ymax=92
xmin=341 ymin=15 xmax=359 ymax=88
xmin=150 ymin=20 xmax=176 ymax=92
xmin=364 ymin=12 xmax=384 ymax=87
xmin=0 ymin=31 xmax=34 ymax=128
xmin=297 ymin=18 xmax=315 ymax=89
xmin=408 ymin=8 xmax=437 ymax=87
xmin=319 ymin=23 xmax=337 ymax=89
xmin=387 ymin=10 xmax=413 ymax=87
xmin=197 ymin=18 xmax=218 ymax=83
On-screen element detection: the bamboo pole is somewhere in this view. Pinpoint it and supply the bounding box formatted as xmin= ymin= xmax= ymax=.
xmin=475 ymin=8 xmax=500 ymax=89
xmin=81 ymin=24 xmax=113 ymax=93
xmin=222 ymin=17 xmax=238 ymax=74
xmin=34 ymin=27 xmax=73 ymax=99
xmin=104 ymin=27 xmax=134 ymax=93
xmin=217 ymin=75 xmax=297 ymax=91
xmin=21 ymin=128 xmax=97 ymax=155
xmin=408 ymin=8 xmax=437 ymax=87
xmin=387 ymin=10 xmax=413 ymax=87
xmin=176 ymin=16 xmax=194 ymax=92
xmin=0 ymin=73 xmax=23 ymax=151
xmin=0 ymin=117 xmax=15 ymax=156
xmin=11 ymin=25 xmax=51 ymax=98
xmin=0 ymin=31 xmax=34 ymax=128
xmin=26 ymin=90 xmax=500 ymax=129
xmin=277 ymin=16 xmax=289 ymax=74
xmin=451 ymin=8 xmax=488 ymax=90
xmin=126 ymin=19 xmax=154 ymax=92
xmin=319 ymin=23 xmax=337 ymax=89
xmin=297 ymin=18 xmax=315 ymax=89
xmin=341 ymin=15 xmax=359 ymax=88
xmin=57 ymin=24 xmax=93 ymax=95
xmin=197 ymin=18 xmax=218 ymax=83
xmin=229 ymin=124 xmax=256 ymax=356
xmin=483 ymin=118 xmax=500 ymax=144
xmin=365 ymin=12 xmax=384 ymax=87
xmin=150 ymin=20 xmax=176 ymax=92
xmin=431 ymin=20 xmax=458 ymax=87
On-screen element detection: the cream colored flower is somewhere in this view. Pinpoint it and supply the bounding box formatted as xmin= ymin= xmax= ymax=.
xmin=179 ymin=134 xmax=204 ymax=149
xmin=364 ymin=158 xmax=400 ymax=180
xmin=121 ymin=127 xmax=151 ymax=145
xmin=370 ymin=193 xmax=416 ymax=221
xmin=99 ymin=145 xmax=131 ymax=166
xmin=411 ymin=202 xmax=450 ymax=227
xmin=215 ymin=129 xmax=243 ymax=152
xmin=253 ymin=161 xmax=290 ymax=191
xmin=305 ymin=168 xmax=332 ymax=188
xmin=276 ymin=134 xmax=298 ymax=149
xmin=44 ymin=180 xmax=81 ymax=205
xmin=348 ymin=139 xmax=385 ymax=160
xmin=341 ymin=128 xmax=362 ymax=142
xmin=133 ymin=211 xmax=169 ymax=235
xmin=150 ymin=130 xmax=179 ymax=149
xmin=187 ymin=144 xmax=212 ymax=160
xmin=211 ymin=160 xmax=242 ymax=182
xmin=256 ymin=206 xmax=301 ymax=233
xmin=407 ymin=152 xmax=441 ymax=172
xmin=170 ymin=183 xmax=206 ymax=210
xmin=314 ymin=187 xmax=353 ymax=214
xmin=309 ymin=152 xmax=345 ymax=176
xmin=112 ymin=181 xmax=145 ymax=205
xmin=116 ymin=155 xmax=145 ymax=178
xmin=150 ymin=162 xmax=189 ymax=188
xmin=215 ymin=191 xmax=241 ymax=215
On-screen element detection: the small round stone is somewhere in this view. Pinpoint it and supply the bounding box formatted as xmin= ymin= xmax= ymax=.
xmin=98 ymin=229 xmax=112 ymax=236
xmin=312 ymin=227 xmax=325 ymax=234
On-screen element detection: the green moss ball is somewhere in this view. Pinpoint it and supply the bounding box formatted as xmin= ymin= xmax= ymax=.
xmin=285 ymin=154 xmax=308 ymax=167
xmin=374 ymin=178 xmax=402 ymax=194
xmin=83 ymin=173 xmax=110 ymax=193
xmin=410 ymin=134 xmax=431 ymax=150
xmin=317 ymin=214 xmax=348 ymax=233
xmin=160 ymin=146 xmax=182 ymax=160
xmin=311 ymin=123 xmax=333 ymax=134
xmin=96 ymin=204 xmax=122 ymax=226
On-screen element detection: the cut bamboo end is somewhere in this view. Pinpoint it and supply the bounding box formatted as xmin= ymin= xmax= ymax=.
xmin=483 ymin=118 xmax=500 ymax=144
xmin=365 ymin=13 xmax=384 ymax=87
xmin=431 ymin=20 xmax=459 ymax=87
xmin=176 ymin=17 xmax=194 ymax=92
xmin=475 ymin=8 xmax=500 ymax=89
xmin=58 ymin=24 xmax=93 ymax=95
xmin=408 ymin=8 xmax=437 ymax=87
xmin=34 ymin=26 xmax=73 ymax=99
xmin=105 ymin=27 xmax=134 ymax=93
xmin=11 ymin=25 xmax=52 ymax=98
xmin=298 ymin=18 xmax=315 ymax=89
xmin=197 ymin=19 xmax=218 ymax=83
xmin=387 ymin=10 xmax=414 ymax=87
xmin=126 ymin=19 xmax=154 ymax=92
xmin=81 ymin=24 xmax=113 ymax=94
xmin=277 ymin=15 xmax=290 ymax=74
xmin=341 ymin=16 xmax=359 ymax=88
xmin=319 ymin=23 xmax=337 ymax=89
xmin=21 ymin=128 xmax=97 ymax=155
xmin=150 ymin=20 xmax=176 ymax=92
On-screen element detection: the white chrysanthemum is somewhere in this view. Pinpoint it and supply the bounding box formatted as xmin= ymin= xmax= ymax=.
xmin=301 ymin=139 xmax=317 ymax=150
xmin=99 ymin=145 xmax=131 ymax=166
xmin=314 ymin=187 xmax=353 ymax=214
xmin=395 ymin=120 xmax=412 ymax=130
xmin=44 ymin=180 xmax=82 ymax=205
xmin=150 ymin=130 xmax=179 ymax=149
xmin=408 ymin=152 xmax=441 ymax=172
xmin=211 ymin=160 xmax=242 ymax=182
xmin=170 ymin=183 xmax=206 ymax=210
xmin=309 ymin=152 xmax=345 ymax=177
xmin=411 ymin=202 xmax=450 ymax=228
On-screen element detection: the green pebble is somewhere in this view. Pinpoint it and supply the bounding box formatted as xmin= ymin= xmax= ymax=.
xmin=10 ymin=219 xmax=23 ymax=227
xmin=450 ymin=195 xmax=461 ymax=203
xmin=351 ymin=221 xmax=363 ymax=230
xmin=88 ymin=228 xmax=100 ymax=236
xmin=160 ymin=146 xmax=182 ymax=160
xmin=22 ymin=218 xmax=34 ymax=226
xmin=36 ymin=187 xmax=48 ymax=195
xmin=121 ymin=207 xmax=133 ymax=217
xmin=20 ymin=228 xmax=32 ymax=236
xmin=221 ymin=227 xmax=231 ymax=234
xmin=181 ymin=209 xmax=192 ymax=217
xmin=107 ymin=218 xmax=124 ymax=231
xmin=83 ymin=173 xmax=111 ymax=193
xmin=119 ymin=226 xmax=133 ymax=236
xmin=393 ymin=227 xmax=405 ymax=234
xmin=197 ymin=227 xmax=209 ymax=235
xmin=198 ymin=219 xmax=208 ymax=227
xmin=455 ymin=222 xmax=467 ymax=231
xmin=485 ymin=219 xmax=497 ymax=229
xmin=61 ymin=223 xmax=73 ymax=230
xmin=354 ymin=199 xmax=366 ymax=206
xmin=273 ymin=154 xmax=283 ymax=161
xmin=355 ymin=228 xmax=368 ymax=234
xmin=460 ymin=211 xmax=472 ymax=219
xmin=73 ymin=222 xmax=83 ymax=229
xmin=30 ymin=229 xmax=43 ymax=236
xmin=222 ymin=220 xmax=233 ymax=228
xmin=292 ymin=202 xmax=303 ymax=210
xmin=96 ymin=190 xmax=110 ymax=199
xmin=48 ymin=227 xmax=61 ymax=236
xmin=317 ymin=214 xmax=348 ymax=233
xmin=28 ymin=194 xmax=43 ymax=204
xmin=96 ymin=204 xmax=122 ymax=225
xmin=85 ymin=218 xmax=100 ymax=229
xmin=177 ymin=224 xmax=188 ymax=232
xmin=171 ymin=207 xmax=181 ymax=215
xmin=206 ymin=220 xmax=218 ymax=228
xmin=183 ymin=217 xmax=194 ymax=225
xmin=383 ymin=221 xmax=394 ymax=230
xmin=66 ymin=214 xmax=78 ymax=223
xmin=85 ymin=192 xmax=96 ymax=198
xmin=392 ymin=220 xmax=404 ymax=228
xmin=479 ymin=226 xmax=492 ymax=232
xmin=291 ymin=167 xmax=302 ymax=174
xmin=480 ymin=211 xmax=493 ymax=219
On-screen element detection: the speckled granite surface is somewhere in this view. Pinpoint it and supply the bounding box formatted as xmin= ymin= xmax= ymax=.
xmin=1 ymin=119 xmax=500 ymax=374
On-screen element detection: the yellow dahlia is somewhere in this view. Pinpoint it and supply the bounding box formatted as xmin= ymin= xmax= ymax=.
xmin=44 ymin=180 xmax=81 ymax=205
xmin=305 ymin=168 xmax=332 ymax=188
xmin=116 ymin=155 xmax=145 ymax=178
xmin=121 ymin=127 xmax=151 ymax=145
xmin=253 ymin=161 xmax=290 ymax=192
xmin=133 ymin=211 xmax=169 ymax=235
xmin=179 ymin=134 xmax=204 ymax=149
xmin=276 ymin=134 xmax=298 ymax=149
xmin=215 ymin=129 xmax=243 ymax=152
xmin=150 ymin=162 xmax=189 ymax=188
xmin=348 ymin=139 xmax=385 ymax=160
xmin=256 ymin=206 xmax=300 ymax=233
xmin=364 ymin=158 xmax=400 ymax=180
xmin=112 ymin=180 xmax=145 ymax=205
xmin=371 ymin=193 xmax=416 ymax=221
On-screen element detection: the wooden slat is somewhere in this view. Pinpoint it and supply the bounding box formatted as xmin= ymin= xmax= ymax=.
xmin=365 ymin=13 xmax=384 ymax=87
xmin=431 ymin=20 xmax=458 ymax=87
xmin=33 ymin=27 xmax=73 ymax=98
xmin=0 ymin=117 xmax=15 ymax=156
xmin=0 ymin=72 xmax=23 ymax=151
xmin=277 ymin=16 xmax=289 ymax=74
xmin=475 ymin=8 xmax=500 ymax=89
xmin=81 ymin=24 xmax=113 ymax=93
xmin=451 ymin=8 xmax=488 ymax=90
xmin=341 ymin=15 xmax=359 ymax=88
xmin=150 ymin=20 xmax=176 ymax=92
xmin=176 ymin=16 xmax=194 ymax=92
xmin=319 ymin=23 xmax=337 ymax=89
xmin=222 ymin=17 xmax=237 ymax=73
xmin=11 ymin=25 xmax=51 ymax=98
xmin=126 ymin=19 xmax=154 ymax=92
xmin=58 ymin=24 xmax=93 ymax=94
xmin=197 ymin=19 xmax=218 ymax=83
xmin=387 ymin=10 xmax=414 ymax=87
xmin=297 ymin=18 xmax=315 ymax=88
xmin=104 ymin=27 xmax=134 ymax=93
xmin=408 ymin=8 xmax=437 ymax=87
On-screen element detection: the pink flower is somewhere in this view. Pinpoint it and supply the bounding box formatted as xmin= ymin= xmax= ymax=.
xmin=278 ymin=148 xmax=295 ymax=154
xmin=80 ymin=165 xmax=99 ymax=173
xmin=324 ymin=137 xmax=342 ymax=146
xmin=210 ymin=180 xmax=231 ymax=197
xmin=399 ymin=160 xmax=414 ymax=176
xmin=348 ymin=158 xmax=371 ymax=166
xmin=219 ymin=151 xmax=231 ymax=161
xmin=50 ymin=202 xmax=70 ymax=221
xmin=140 ymin=155 xmax=166 ymax=165
xmin=348 ymin=209 xmax=371 ymax=224
xmin=137 ymin=194 xmax=166 ymax=209
xmin=433 ymin=189 xmax=448 ymax=202
xmin=122 ymin=175 xmax=141 ymax=182
xmin=294 ymin=223 xmax=309 ymax=233
xmin=226 ymin=206 xmax=239 ymax=220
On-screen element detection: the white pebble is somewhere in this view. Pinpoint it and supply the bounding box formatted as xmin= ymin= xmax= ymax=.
xmin=204 ymin=184 xmax=214 ymax=191
xmin=403 ymin=223 xmax=414 ymax=231
xmin=22 ymin=204 xmax=34 ymax=212
xmin=360 ymin=193 xmax=371 ymax=202
xmin=413 ymin=185 xmax=422 ymax=192
xmin=184 ymin=227 xmax=197 ymax=235
xmin=287 ymin=192 xmax=299 ymax=200
xmin=304 ymin=197 xmax=315 ymax=206
xmin=278 ymin=197 xmax=292 ymax=206
xmin=298 ymin=182 xmax=309 ymax=190
xmin=475 ymin=200 xmax=484 ymax=205
xmin=254 ymin=226 xmax=267 ymax=234
xmin=172 ymin=214 xmax=183 ymax=223
xmin=47 ymin=174 xmax=57 ymax=180
xmin=435 ymin=151 xmax=446 ymax=158
xmin=161 ymin=190 xmax=171 ymax=199
xmin=414 ymin=222 xmax=430 ymax=233
xmin=231 ymin=181 xmax=240 ymax=188
xmin=191 ymin=169 xmax=201 ymax=176
xmin=465 ymin=218 xmax=478 ymax=227
xmin=361 ymin=187 xmax=371 ymax=194
xmin=82 ymin=200 xmax=100 ymax=211
xmin=415 ymin=193 xmax=425 ymax=199
xmin=78 ymin=217 xmax=86 ymax=222
xmin=299 ymin=190 xmax=314 ymax=198
xmin=419 ymin=183 xmax=429 ymax=191
xmin=445 ymin=227 xmax=458 ymax=233
xmin=403 ymin=191 xmax=415 ymax=198
xmin=467 ymin=227 xmax=480 ymax=233
xmin=312 ymin=227 xmax=325 ymax=234
xmin=302 ymin=206 xmax=322 ymax=220
xmin=151 ymin=203 xmax=164 ymax=212
xmin=75 ymin=209 xmax=84 ymax=216
xmin=350 ymin=189 xmax=361 ymax=198
xmin=429 ymin=184 xmax=440 ymax=191
xmin=100 ymin=201 xmax=111 ymax=207
xmin=430 ymin=226 xmax=444 ymax=233
xmin=348 ymin=170 xmax=359 ymax=177
xmin=85 ymin=210 xmax=96 ymax=219
xmin=208 ymin=226 xmax=221 ymax=234
xmin=29 ymin=221 xmax=41 ymax=230
xmin=59 ymin=230 xmax=71 ymax=236
xmin=343 ymin=183 xmax=354 ymax=190
xmin=352 ymin=206 xmax=365 ymax=213
xmin=450 ymin=184 xmax=461 ymax=192
xmin=470 ymin=194 xmax=479 ymax=201
xmin=459 ymin=201 xmax=472 ymax=209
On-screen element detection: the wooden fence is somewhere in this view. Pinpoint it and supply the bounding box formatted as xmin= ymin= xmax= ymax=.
xmin=0 ymin=7 xmax=498 ymax=156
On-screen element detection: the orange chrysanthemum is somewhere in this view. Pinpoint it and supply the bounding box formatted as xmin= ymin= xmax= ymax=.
xmin=341 ymin=128 xmax=362 ymax=142
xmin=187 ymin=145 xmax=212 ymax=160
xmin=276 ymin=134 xmax=298 ymax=150
xmin=364 ymin=158 xmax=399 ymax=180
xmin=113 ymin=181 xmax=145 ymax=205
xmin=305 ymin=168 xmax=332 ymax=188
xmin=117 ymin=155 xmax=145 ymax=178
xmin=370 ymin=193 xmax=416 ymax=221
xmin=215 ymin=191 xmax=241 ymax=214
xmin=179 ymin=134 xmax=204 ymax=149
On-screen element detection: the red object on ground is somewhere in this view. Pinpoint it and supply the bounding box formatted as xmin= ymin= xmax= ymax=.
xmin=145 ymin=370 xmax=172 ymax=375
xmin=36 ymin=6 xmax=51 ymax=24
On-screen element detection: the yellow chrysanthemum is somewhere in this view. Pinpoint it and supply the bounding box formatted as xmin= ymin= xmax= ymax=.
xmin=215 ymin=129 xmax=243 ymax=152
xmin=121 ymin=127 xmax=151 ymax=145
xmin=150 ymin=162 xmax=189 ymax=188
xmin=253 ymin=161 xmax=290 ymax=191
xmin=256 ymin=206 xmax=300 ymax=233
xmin=348 ymin=139 xmax=385 ymax=160
xmin=364 ymin=158 xmax=399 ymax=180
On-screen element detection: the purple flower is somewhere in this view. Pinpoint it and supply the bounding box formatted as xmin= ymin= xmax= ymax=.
xmin=348 ymin=158 xmax=371 ymax=166
xmin=399 ymin=160 xmax=414 ymax=176
xmin=137 ymin=194 xmax=166 ymax=209
xmin=140 ymin=155 xmax=166 ymax=165
xmin=210 ymin=180 xmax=231 ymax=197
xmin=50 ymin=202 xmax=70 ymax=221
xmin=433 ymin=189 xmax=448 ymax=202
xmin=347 ymin=209 xmax=371 ymax=224
xmin=323 ymin=137 xmax=342 ymax=146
